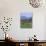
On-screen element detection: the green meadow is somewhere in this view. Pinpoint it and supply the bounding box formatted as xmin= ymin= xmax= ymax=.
xmin=21 ymin=21 xmax=32 ymax=28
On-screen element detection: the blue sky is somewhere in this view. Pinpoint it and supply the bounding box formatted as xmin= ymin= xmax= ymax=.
xmin=21 ymin=12 xmax=32 ymax=18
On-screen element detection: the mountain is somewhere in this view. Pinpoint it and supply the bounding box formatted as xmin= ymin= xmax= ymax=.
xmin=21 ymin=16 xmax=32 ymax=20
xmin=21 ymin=16 xmax=27 ymax=20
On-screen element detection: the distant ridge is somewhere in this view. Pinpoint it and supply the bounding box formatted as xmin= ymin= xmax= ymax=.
xmin=21 ymin=16 xmax=32 ymax=20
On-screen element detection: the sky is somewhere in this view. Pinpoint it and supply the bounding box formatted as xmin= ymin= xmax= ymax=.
xmin=21 ymin=12 xmax=32 ymax=18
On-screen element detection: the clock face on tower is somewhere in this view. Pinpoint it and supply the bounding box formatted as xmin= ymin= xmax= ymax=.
xmin=29 ymin=0 xmax=43 ymax=8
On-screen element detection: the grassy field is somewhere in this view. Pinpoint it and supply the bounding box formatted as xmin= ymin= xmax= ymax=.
xmin=21 ymin=22 xmax=32 ymax=28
